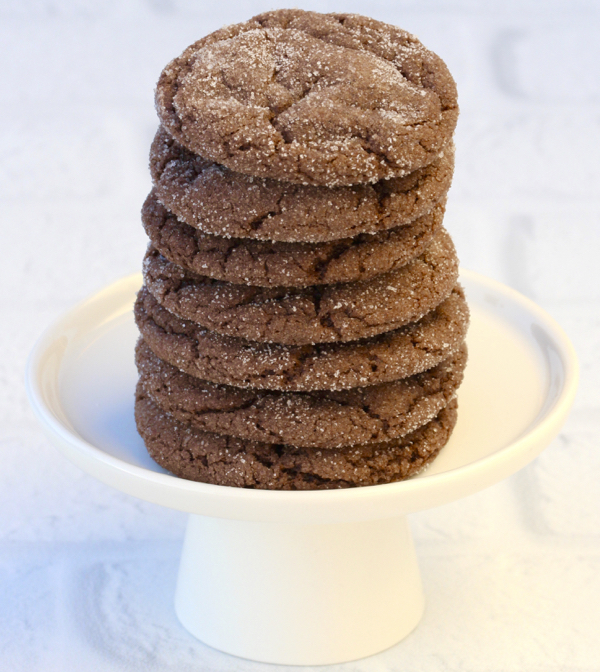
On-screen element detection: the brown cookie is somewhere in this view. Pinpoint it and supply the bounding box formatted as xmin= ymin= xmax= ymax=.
xmin=135 ymin=389 xmax=459 ymax=489
xmin=150 ymin=126 xmax=454 ymax=242
xmin=136 ymin=339 xmax=466 ymax=449
xmin=143 ymin=191 xmax=445 ymax=288
xmin=134 ymin=285 xmax=469 ymax=391
xmin=142 ymin=227 xmax=458 ymax=345
xmin=155 ymin=9 xmax=458 ymax=186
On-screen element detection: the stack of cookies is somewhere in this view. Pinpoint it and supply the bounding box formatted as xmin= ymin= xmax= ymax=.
xmin=134 ymin=9 xmax=469 ymax=490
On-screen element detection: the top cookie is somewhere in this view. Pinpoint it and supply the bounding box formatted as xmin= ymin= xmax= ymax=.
xmin=155 ymin=9 xmax=458 ymax=186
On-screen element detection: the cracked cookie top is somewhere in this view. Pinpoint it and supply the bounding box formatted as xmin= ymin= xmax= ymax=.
xmin=149 ymin=126 xmax=454 ymax=242
xmin=135 ymin=389 xmax=459 ymax=489
xmin=142 ymin=227 xmax=459 ymax=345
xmin=135 ymin=285 xmax=469 ymax=391
xmin=142 ymin=190 xmax=445 ymax=288
xmin=155 ymin=9 xmax=458 ymax=186
xmin=136 ymin=338 xmax=466 ymax=449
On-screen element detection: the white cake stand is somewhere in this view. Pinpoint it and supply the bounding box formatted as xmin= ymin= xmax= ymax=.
xmin=26 ymin=269 xmax=578 ymax=666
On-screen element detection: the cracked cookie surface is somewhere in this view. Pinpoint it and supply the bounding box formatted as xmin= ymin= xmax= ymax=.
xmin=134 ymin=285 xmax=469 ymax=391
xmin=155 ymin=9 xmax=458 ymax=186
xmin=137 ymin=338 xmax=466 ymax=449
xmin=142 ymin=227 xmax=458 ymax=345
xmin=150 ymin=126 xmax=454 ymax=242
xmin=143 ymin=190 xmax=445 ymax=287
xmin=135 ymin=390 xmax=458 ymax=489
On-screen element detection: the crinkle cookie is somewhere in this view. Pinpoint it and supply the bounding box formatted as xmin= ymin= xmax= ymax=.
xmin=135 ymin=389 xmax=459 ymax=489
xmin=134 ymin=285 xmax=469 ymax=391
xmin=155 ymin=9 xmax=458 ymax=186
xmin=137 ymin=338 xmax=466 ymax=449
xmin=150 ymin=126 xmax=454 ymax=242
xmin=142 ymin=190 xmax=445 ymax=287
xmin=142 ymin=227 xmax=458 ymax=345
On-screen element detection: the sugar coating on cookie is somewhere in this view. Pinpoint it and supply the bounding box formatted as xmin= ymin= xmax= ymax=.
xmin=155 ymin=9 xmax=458 ymax=186
xmin=137 ymin=338 xmax=466 ymax=449
xmin=150 ymin=126 xmax=455 ymax=242
xmin=135 ymin=389 xmax=459 ymax=489
xmin=142 ymin=190 xmax=446 ymax=287
xmin=134 ymin=285 xmax=469 ymax=391
xmin=142 ymin=227 xmax=459 ymax=345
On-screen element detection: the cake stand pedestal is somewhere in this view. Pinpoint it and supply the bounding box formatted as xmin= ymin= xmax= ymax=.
xmin=175 ymin=515 xmax=423 ymax=664
xmin=26 ymin=270 xmax=578 ymax=666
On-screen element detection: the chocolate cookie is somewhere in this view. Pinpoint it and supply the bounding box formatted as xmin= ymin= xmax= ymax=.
xmin=143 ymin=191 xmax=445 ymax=287
xmin=150 ymin=126 xmax=454 ymax=242
xmin=137 ymin=338 xmax=466 ymax=449
xmin=155 ymin=9 xmax=458 ymax=186
xmin=135 ymin=389 xmax=459 ymax=489
xmin=142 ymin=227 xmax=458 ymax=345
xmin=134 ymin=285 xmax=469 ymax=391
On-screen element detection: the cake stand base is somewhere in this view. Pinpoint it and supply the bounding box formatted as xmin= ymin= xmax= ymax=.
xmin=175 ymin=514 xmax=423 ymax=665
xmin=26 ymin=270 xmax=579 ymax=666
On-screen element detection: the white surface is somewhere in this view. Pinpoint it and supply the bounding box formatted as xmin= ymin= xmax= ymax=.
xmin=2 ymin=1 xmax=600 ymax=670
xmin=26 ymin=270 xmax=577 ymax=522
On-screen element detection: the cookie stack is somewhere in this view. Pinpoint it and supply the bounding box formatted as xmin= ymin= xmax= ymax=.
xmin=134 ymin=9 xmax=469 ymax=490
